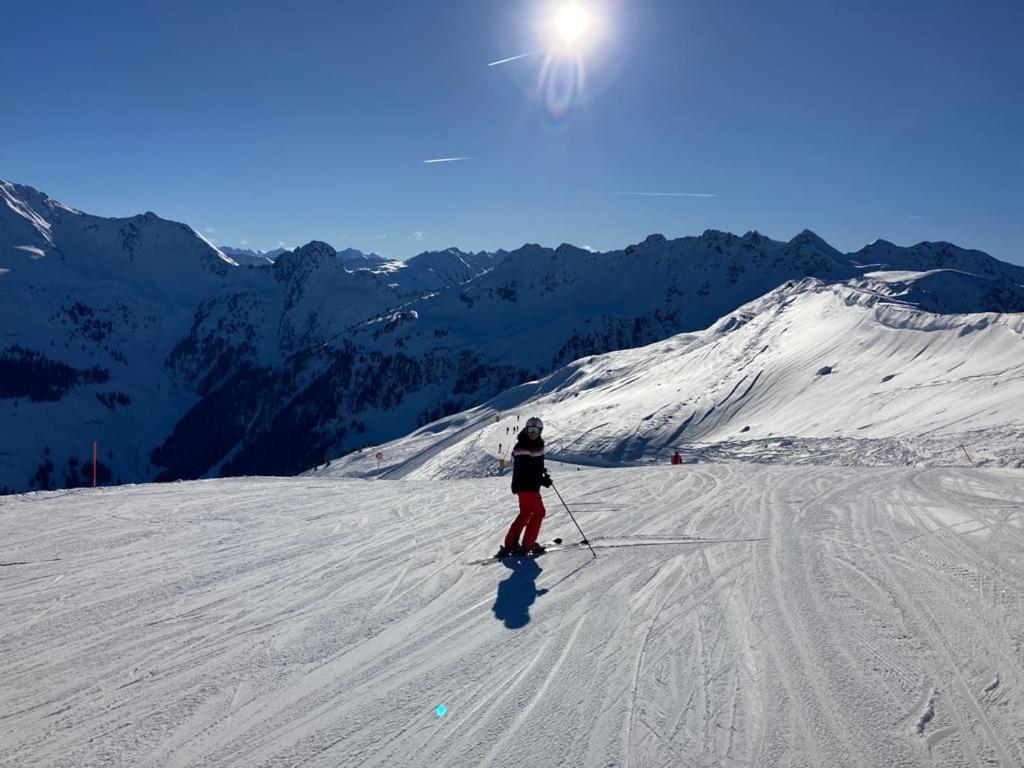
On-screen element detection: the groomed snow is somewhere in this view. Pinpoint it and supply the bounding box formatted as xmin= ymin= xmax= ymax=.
xmin=3 ymin=465 xmax=1022 ymax=766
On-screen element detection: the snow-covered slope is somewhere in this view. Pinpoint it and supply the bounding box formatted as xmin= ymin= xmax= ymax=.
xmin=323 ymin=277 xmax=1024 ymax=480
xmin=3 ymin=465 xmax=1022 ymax=766
xmin=4 ymin=178 xmax=1024 ymax=493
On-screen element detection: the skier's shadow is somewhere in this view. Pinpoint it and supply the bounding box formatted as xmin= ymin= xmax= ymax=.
xmin=491 ymin=558 xmax=548 ymax=629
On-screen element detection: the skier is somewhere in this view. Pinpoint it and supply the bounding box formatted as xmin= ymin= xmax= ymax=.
xmin=670 ymin=450 xmax=683 ymax=465
xmin=496 ymin=417 xmax=552 ymax=558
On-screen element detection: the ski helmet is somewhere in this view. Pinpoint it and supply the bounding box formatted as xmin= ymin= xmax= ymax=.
xmin=525 ymin=417 xmax=543 ymax=435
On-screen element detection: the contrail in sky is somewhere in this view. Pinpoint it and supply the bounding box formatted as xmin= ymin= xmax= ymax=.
xmin=488 ymin=52 xmax=534 ymax=67
xmin=423 ymin=157 xmax=471 ymax=164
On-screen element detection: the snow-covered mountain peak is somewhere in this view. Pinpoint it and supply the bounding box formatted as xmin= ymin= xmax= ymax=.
xmin=1 ymin=180 xmax=72 ymax=254
xmin=1 ymin=180 xmax=78 ymax=221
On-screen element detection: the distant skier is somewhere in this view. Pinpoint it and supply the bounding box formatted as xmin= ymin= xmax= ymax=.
xmin=670 ymin=450 xmax=683 ymax=465
xmin=497 ymin=417 xmax=552 ymax=558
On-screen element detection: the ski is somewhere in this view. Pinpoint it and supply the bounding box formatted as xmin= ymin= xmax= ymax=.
xmin=464 ymin=538 xmax=565 ymax=566
xmin=463 ymin=535 xmax=766 ymax=566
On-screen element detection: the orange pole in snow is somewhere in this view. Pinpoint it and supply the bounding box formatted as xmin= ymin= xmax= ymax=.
xmin=93 ymin=441 xmax=97 ymax=487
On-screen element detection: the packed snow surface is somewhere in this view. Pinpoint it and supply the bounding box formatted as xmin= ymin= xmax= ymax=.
xmin=3 ymin=464 xmax=1023 ymax=766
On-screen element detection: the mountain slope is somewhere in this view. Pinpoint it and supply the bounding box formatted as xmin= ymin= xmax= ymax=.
xmin=322 ymin=277 xmax=1024 ymax=480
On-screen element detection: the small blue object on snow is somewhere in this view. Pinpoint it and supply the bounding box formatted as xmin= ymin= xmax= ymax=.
xmin=435 ymin=705 xmax=447 ymax=717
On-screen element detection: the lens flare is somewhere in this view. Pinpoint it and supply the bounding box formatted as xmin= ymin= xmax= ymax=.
xmin=538 ymin=51 xmax=586 ymax=122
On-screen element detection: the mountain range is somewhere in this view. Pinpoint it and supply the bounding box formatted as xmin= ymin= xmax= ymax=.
xmin=2 ymin=179 xmax=1022 ymax=493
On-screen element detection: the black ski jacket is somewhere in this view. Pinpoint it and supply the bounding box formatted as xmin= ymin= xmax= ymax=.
xmin=510 ymin=429 xmax=546 ymax=494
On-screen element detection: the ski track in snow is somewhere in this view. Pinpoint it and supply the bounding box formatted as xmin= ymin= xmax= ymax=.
xmin=1 ymin=465 xmax=1023 ymax=767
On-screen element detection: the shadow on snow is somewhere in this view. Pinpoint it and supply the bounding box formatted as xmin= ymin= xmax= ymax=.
xmin=491 ymin=558 xmax=548 ymax=629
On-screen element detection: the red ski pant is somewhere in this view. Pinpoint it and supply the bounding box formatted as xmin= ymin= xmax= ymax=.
xmin=505 ymin=492 xmax=546 ymax=549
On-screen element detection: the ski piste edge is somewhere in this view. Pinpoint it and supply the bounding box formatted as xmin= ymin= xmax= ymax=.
xmin=462 ymin=534 xmax=768 ymax=566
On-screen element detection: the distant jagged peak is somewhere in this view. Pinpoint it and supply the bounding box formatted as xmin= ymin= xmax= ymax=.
xmin=516 ymin=242 xmax=548 ymax=254
xmin=867 ymin=238 xmax=898 ymax=249
xmin=288 ymin=240 xmax=337 ymax=260
xmin=787 ymin=228 xmax=839 ymax=252
xmin=554 ymin=242 xmax=593 ymax=256
xmin=622 ymin=233 xmax=670 ymax=256
xmin=698 ymin=228 xmax=739 ymax=244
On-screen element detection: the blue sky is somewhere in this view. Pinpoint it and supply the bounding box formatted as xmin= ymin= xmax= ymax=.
xmin=3 ymin=0 xmax=1022 ymax=263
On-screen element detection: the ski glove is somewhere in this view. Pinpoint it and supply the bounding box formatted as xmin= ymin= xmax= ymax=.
xmin=540 ymin=473 xmax=553 ymax=488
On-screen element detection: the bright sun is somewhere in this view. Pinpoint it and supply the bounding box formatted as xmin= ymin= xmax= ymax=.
xmin=554 ymin=3 xmax=592 ymax=46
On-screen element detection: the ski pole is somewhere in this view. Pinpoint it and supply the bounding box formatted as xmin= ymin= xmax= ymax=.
xmin=550 ymin=482 xmax=597 ymax=559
